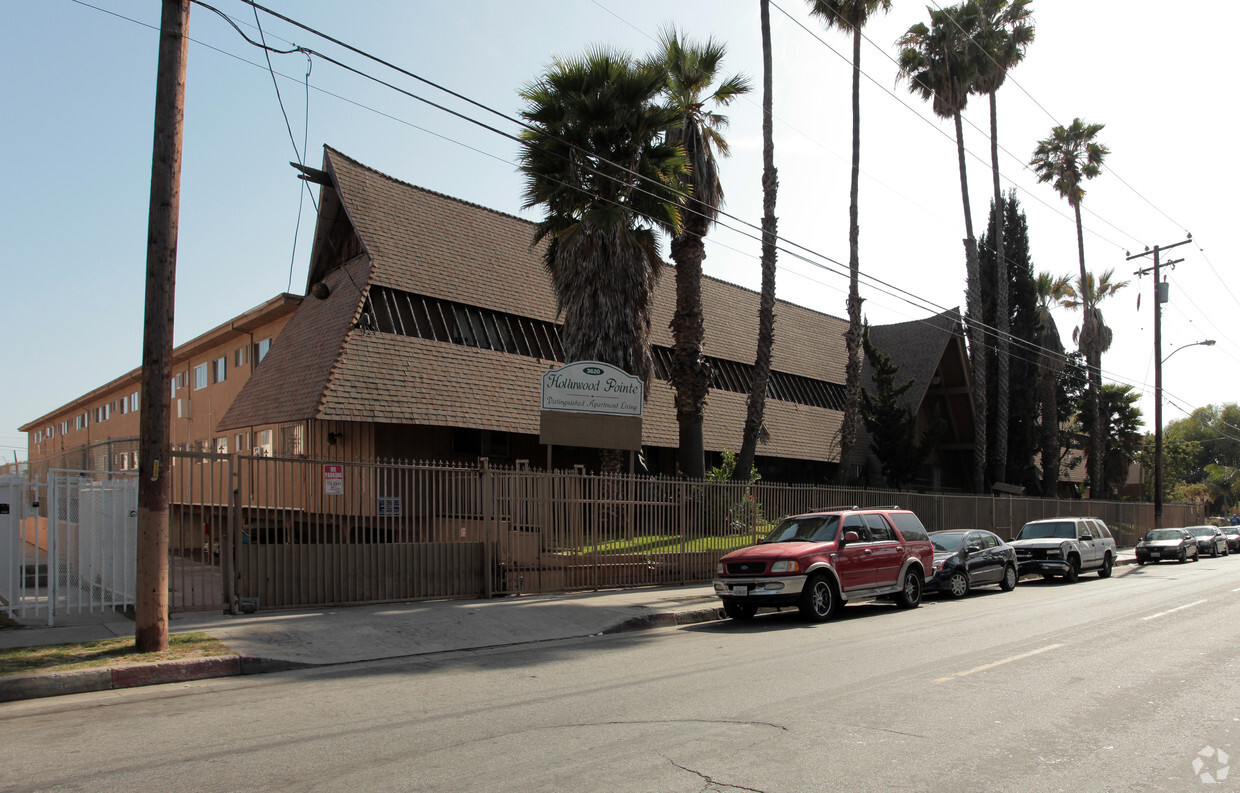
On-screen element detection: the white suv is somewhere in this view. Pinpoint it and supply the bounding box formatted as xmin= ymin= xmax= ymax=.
xmin=1010 ymin=517 xmax=1117 ymax=582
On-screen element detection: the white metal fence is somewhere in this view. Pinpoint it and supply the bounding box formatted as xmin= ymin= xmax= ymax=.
xmin=0 ymin=472 xmax=137 ymax=625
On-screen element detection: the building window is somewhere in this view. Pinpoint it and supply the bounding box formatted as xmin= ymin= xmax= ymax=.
xmin=255 ymin=430 xmax=273 ymax=456
xmin=280 ymin=424 xmax=305 ymax=456
xmin=60 ymin=421 xmax=69 ymax=435
xmin=130 ymin=392 xmax=139 ymax=413
xmin=171 ymin=372 xmax=186 ymax=398
xmin=193 ymin=363 xmax=209 ymax=390
xmin=118 ymin=398 xmax=127 ymax=415
xmin=214 ymin=437 xmax=228 ymax=453
xmin=235 ymin=432 xmax=250 ymax=453
xmin=212 ymin=356 xmax=227 ymax=384
xmin=76 ymin=413 xmax=88 ymax=430
xmin=131 ymin=451 xmax=140 ymax=469
xmin=116 ymin=453 xmax=130 ymax=471
xmin=253 ymin=338 xmax=272 ymax=364
xmin=234 ymin=346 xmax=248 ymax=368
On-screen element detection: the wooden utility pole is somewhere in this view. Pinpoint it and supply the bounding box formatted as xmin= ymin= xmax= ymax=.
xmin=1128 ymin=235 xmax=1192 ymax=530
xmin=136 ymin=0 xmax=190 ymax=653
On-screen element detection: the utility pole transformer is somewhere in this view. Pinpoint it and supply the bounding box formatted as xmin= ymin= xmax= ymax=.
xmin=136 ymin=0 xmax=190 ymax=653
xmin=1128 ymin=235 xmax=1192 ymax=530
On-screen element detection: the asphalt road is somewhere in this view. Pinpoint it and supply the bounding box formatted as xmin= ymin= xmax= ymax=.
xmin=5 ymin=557 xmax=1240 ymax=793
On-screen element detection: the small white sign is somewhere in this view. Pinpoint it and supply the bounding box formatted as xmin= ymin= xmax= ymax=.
xmin=541 ymin=361 xmax=643 ymax=417
xmin=324 ymin=464 xmax=344 ymax=495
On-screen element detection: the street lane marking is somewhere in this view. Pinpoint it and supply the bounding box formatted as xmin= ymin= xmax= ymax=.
xmin=1232 ymin=588 xmax=1240 ymax=593
xmin=934 ymin=644 xmax=1063 ymax=683
xmin=1141 ymin=599 xmax=1208 ymax=621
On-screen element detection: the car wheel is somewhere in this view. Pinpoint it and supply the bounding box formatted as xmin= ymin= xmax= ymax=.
xmin=946 ymin=570 xmax=969 ymax=599
xmin=723 ymin=600 xmax=757 ymax=621
xmin=894 ymin=569 xmax=923 ymax=609
xmin=1063 ymin=558 xmax=1080 ymax=583
xmin=1211 ymin=544 xmax=1219 ymax=558
xmin=1136 ymin=560 xmax=1146 ymax=566
xmin=797 ymin=573 xmax=838 ymax=622
xmin=1098 ymin=553 xmax=1113 ymax=579
xmin=1179 ymin=549 xmax=1188 ymax=564
xmin=999 ymin=564 xmax=1018 ymax=591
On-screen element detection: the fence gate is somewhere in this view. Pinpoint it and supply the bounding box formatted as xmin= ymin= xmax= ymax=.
xmin=0 ymin=472 xmax=138 ymax=626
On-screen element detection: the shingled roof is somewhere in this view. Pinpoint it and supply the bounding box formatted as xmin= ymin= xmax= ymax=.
xmin=220 ymin=147 xmax=921 ymax=462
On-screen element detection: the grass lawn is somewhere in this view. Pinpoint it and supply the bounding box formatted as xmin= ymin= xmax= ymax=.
xmin=0 ymin=632 xmax=234 ymax=678
xmin=579 ymin=533 xmax=764 ymax=555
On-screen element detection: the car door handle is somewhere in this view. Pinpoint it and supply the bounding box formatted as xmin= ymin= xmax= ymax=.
xmin=863 ymin=549 xmax=873 ymax=554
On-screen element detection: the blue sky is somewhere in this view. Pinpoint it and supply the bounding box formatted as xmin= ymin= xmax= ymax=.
xmin=3 ymin=0 xmax=1237 ymax=463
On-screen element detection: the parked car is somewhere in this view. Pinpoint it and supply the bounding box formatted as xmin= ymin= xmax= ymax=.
xmin=927 ymin=530 xmax=1018 ymax=597
xmin=1009 ymin=517 xmax=1118 ymax=582
xmin=1219 ymin=526 xmax=1240 ymax=553
xmin=713 ymin=506 xmax=934 ymax=622
xmin=1187 ymin=525 xmax=1229 ymax=557
xmin=1135 ymin=528 xmax=1199 ymax=564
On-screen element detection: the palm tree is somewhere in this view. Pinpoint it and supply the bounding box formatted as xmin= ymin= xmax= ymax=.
xmin=734 ymin=0 xmax=779 ymax=482
xmin=806 ymin=0 xmax=892 ymax=485
xmin=971 ymin=0 xmax=1034 ymax=484
xmin=897 ymin=2 xmax=988 ymax=492
xmin=1029 ymin=117 xmax=1108 ymax=494
xmin=653 ymin=29 xmax=752 ymax=480
xmin=1060 ymin=269 xmax=1128 ymax=498
xmin=1034 ymin=272 xmax=1071 ymax=496
xmin=518 ymin=47 xmax=687 ymax=473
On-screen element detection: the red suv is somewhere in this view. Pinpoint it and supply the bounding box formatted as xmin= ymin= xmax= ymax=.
xmin=713 ymin=506 xmax=934 ymax=622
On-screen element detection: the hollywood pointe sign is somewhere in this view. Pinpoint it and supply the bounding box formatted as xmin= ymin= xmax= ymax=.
xmin=539 ymin=361 xmax=643 ymax=450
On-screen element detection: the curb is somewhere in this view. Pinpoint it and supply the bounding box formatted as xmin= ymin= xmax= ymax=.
xmin=0 ymin=655 xmax=311 ymax=704
xmin=602 ymin=606 xmax=725 ymax=634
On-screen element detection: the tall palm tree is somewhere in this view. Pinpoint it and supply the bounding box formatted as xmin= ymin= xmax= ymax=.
xmin=653 ymin=29 xmax=751 ymax=480
xmin=897 ymin=2 xmax=988 ymax=492
xmin=1060 ymin=269 xmax=1127 ymax=497
xmin=971 ymin=0 xmax=1034 ymax=485
xmin=806 ymin=0 xmax=892 ymax=485
xmin=518 ymin=47 xmax=687 ymax=473
xmin=1029 ymin=119 xmax=1108 ymax=495
xmin=1034 ymin=272 xmax=1071 ymax=497
xmin=734 ymin=0 xmax=779 ymax=482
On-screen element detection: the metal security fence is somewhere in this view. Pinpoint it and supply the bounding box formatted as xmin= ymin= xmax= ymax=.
xmin=0 ymin=472 xmax=137 ymax=625
xmin=2 ymin=457 xmax=1208 ymax=617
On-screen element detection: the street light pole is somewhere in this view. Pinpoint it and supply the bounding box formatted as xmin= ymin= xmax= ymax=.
xmin=1152 ymin=338 xmax=1215 ymax=526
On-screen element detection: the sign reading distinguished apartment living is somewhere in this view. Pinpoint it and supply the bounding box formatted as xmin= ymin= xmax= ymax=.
xmin=540 ymin=361 xmax=643 ymax=450
xmin=540 ymin=361 xmax=643 ymax=416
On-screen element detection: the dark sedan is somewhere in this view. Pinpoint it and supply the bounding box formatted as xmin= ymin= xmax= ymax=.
xmin=927 ymin=529 xmax=1018 ymax=598
xmin=1135 ymin=529 xmax=1199 ymax=564
xmin=1188 ymin=525 xmax=1229 ymax=557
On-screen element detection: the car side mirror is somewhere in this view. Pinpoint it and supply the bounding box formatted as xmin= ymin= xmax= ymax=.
xmin=966 ymin=545 xmax=982 ymax=555
xmin=842 ymin=531 xmax=860 ymax=544
xmin=1079 ymin=534 xmax=1093 ymax=541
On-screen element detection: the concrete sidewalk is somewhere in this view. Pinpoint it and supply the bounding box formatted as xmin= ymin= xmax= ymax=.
xmin=0 ymin=584 xmax=725 ymax=702
xmin=0 ymin=548 xmax=1144 ymax=702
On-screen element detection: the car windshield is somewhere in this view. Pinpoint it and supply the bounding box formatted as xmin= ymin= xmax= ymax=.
xmin=1189 ymin=527 xmax=1215 ymax=537
xmin=1016 ymin=521 xmax=1076 ymax=540
xmin=763 ymin=515 xmax=839 ymax=544
xmin=1145 ymin=530 xmax=1182 ymax=541
xmin=931 ymin=532 xmax=966 ymax=552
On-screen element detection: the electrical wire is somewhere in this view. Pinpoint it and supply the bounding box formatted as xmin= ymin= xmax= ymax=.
xmin=70 ymin=0 xmax=1212 ymax=431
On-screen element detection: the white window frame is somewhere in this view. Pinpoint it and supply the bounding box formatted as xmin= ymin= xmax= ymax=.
xmin=212 ymin=356 xmax=227 ymax=384
xmin=193 ymin=363 xmax=209 ymax=390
